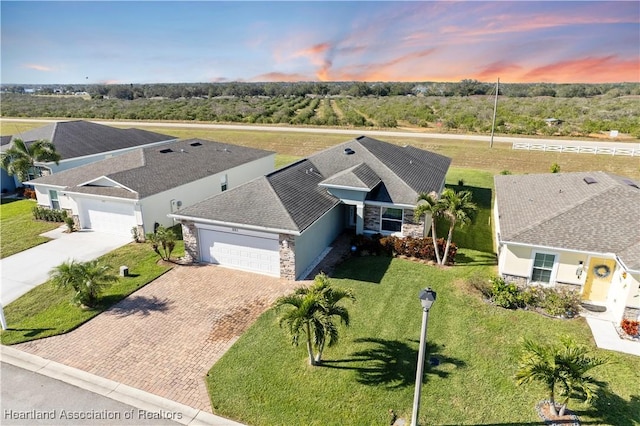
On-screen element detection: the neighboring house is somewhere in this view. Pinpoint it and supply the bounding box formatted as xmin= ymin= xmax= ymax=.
xmin=494 ymin=171 xmax=640 ymax=323
xmin=27 ymin=139 xmax=275 ymax=237
xmin=170 ymin=136 xmax=451 ymax=280
xmin=1 ymin=120 xmax=177 ymax=192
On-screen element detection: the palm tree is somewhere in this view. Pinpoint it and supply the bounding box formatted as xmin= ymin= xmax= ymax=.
xmin=50 ymin=259 xmax=119 ymax=307
xmin=439 ymin=188 xmax=477 ymax=265
xmin=312 ymin=273 xmax=355 ymax=363
xmin=414 ymin=191 xmax=444 ymax=265
xmin=275 ymin=273 xmax=355 ymax=366
xmin=0 ymin=138 xmax=61 ymax=183
xmin=515 ymin=337 xmax=608 ymax=417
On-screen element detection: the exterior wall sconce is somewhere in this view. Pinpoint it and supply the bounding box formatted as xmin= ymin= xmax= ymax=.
xmin=576 ymin=261 xmax=584 ymax=279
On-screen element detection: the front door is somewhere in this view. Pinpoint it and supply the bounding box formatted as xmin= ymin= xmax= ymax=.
xmin=582 ymin=257 xmax=616 ymax=302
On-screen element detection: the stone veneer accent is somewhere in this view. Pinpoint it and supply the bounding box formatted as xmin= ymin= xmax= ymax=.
xmin=623 ymin=307 xmax=640 ymax=321
xmin=364 ymin=205 xmax=381 ymax=232
xmin=62 ymin=208 xmax=81 ymax=231
xmin=503 ymin=274 xmax=529 ymax=287
xmin=279 ymin=234 xmax=296 ymax=280
xmin=181 ymin=221 xmax=199 ymax=263
xmin=402 ymin=209 xmax=424 ymax=238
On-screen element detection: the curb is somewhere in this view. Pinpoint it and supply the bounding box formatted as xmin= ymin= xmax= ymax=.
xmin=1 ymin=345 xmax=244 ymax=426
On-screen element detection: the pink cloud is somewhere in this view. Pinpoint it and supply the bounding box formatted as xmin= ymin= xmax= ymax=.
xmin=520 ymin=56 xmax=640 ymax=83
xmin=24 ymin=64 xmax=52 ymax=72
xmin=250 ymin=72 xmax=310 ymax=82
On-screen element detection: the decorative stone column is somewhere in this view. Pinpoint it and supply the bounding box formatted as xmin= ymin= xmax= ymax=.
xmin=181 ymin=221 xmax=199 ymax=263
xmin=279 ymin=234 xmax=296 ymax=280
xmin=402 ymin=209 xmax=424 ymax=238
xmin=364 ymin=205 xmax=381 ymax=232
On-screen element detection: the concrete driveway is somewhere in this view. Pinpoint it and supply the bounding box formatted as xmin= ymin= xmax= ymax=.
xmin=15 ymin=265 xmax=300 ymax=412
xmin=1 ymin=227 xmax=132 ymax=304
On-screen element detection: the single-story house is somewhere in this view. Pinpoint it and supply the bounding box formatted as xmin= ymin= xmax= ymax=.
xmin=170 ymin=136 xmax=451 ymax=280
xmin=494 ymin=171 xmax=640 ymax=323
xmin=1 ymin=120 xmax=177 ymax=192
xmin=27 ymin=139 xmax=275 ymax=237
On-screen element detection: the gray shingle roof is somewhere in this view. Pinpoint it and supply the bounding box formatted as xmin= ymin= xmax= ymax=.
xmin=319 ymin=163 xmax=381 ymax=190
xmin=2 ymin=120 xmax=175 ymax=159
xmin=176 ymin=136 xmax=451 ymax=233
xmin=495 ymin=171 xmax=640 ymax=270
xmin=28 ymin=139 xmax=274 ymax=199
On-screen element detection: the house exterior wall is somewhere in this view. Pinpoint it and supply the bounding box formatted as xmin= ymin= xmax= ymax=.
xmin=625 ymin=273 xmax=640 ymax=309
xmin=499 ymin=242 xmax=639 ymax=323
xmin=500 ymin=244 xmax=534 ymax=282
xmin=293 ymin=204 xmax=344 ymax=279
xmin=364 ymin=205 xmax=424 ymax=237
xmin=140 ymin=156 xmax=273 ymax=234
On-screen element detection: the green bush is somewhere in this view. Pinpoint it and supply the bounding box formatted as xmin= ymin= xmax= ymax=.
xmin=490 ymin=277 xmax=524 ymax=309
xmin=32 ymin=206 xmax=67 ymax=223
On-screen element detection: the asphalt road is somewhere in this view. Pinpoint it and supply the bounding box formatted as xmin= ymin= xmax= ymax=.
xmin=0 ymin=363 xmax=180 ymax=426
xmin=3 ymin=118 xmax=638 ymax=149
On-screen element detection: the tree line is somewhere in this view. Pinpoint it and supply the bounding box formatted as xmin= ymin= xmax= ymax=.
xmin=2 ymin=80 xmax=639 ymax=100
xmin=2 ymin=91 xmax=638 ymax=137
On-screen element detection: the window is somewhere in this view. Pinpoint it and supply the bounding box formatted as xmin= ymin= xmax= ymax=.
xmin=531 ymin=253 xmax=555 ymax=283
xmin=381 ymin=207 xmax=403 ymax=233
xmin=221 ymin=174 xmax=228 ymax=192
xmin=49 ymin=190 xmax=60 ymax=210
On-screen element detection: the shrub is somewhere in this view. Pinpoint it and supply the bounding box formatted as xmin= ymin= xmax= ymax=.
xmin=32 ymin=206 xmax=67 ymax=222
xmin=64 ymin=217 xmax=75 ymax=232
xmin=621 ymin=319 xmax=639 ymax=336
xmin=490 ymin=277 xmax=524 ymax=309
xmin=540 ymin=287 xmax=580 ymax=317
xmin=500 ymin=170 xmax=512 ymax=175
xmin=146 ymin=225 xmax=177 ymax=261
xmin=378 ymin=235 xmax=457 ymax=264
xmin=550 ymin=162 xmax=561 ymax=173
xmin=351 ymin=233 xmax=385 ymax=256
xmin=457 ymin=179 xmax=465 ymax=186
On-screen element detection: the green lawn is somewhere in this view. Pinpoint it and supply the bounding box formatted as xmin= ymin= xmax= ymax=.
xmin=0 ymin=241 xmax=184 ymax=345
xmin=206 ymin=257 xmax=640 ymax=426
xmin=0 ymin=198 xmax=60 ymax=258
xmin=206 ymin=168 xmax=640 ymax=425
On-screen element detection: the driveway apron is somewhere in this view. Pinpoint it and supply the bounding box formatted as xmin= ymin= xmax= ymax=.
xmin=1 ymin=229 xmax=132 ymax=305
xmin=15 ymin=265 xmax=301 ymax=412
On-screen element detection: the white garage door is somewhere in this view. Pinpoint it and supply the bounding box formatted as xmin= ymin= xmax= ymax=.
xmin=79 ymin=198 xmax=137 ymax=237
xmin=199 ymin=227 xmax=280 ymax=277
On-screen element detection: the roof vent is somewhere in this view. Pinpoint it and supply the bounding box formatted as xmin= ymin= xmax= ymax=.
xmin=623 ymin=179 xmax=639 ymax=189
xmin=344 ymin=148 xmax=355 ymax=155
xmin=159 ymin=148 xmax=173 ymax=154
xmin=583 ymin=176 xmax=597 ymax=184
xmin=190 ymin=142 xmax=202 ymax=147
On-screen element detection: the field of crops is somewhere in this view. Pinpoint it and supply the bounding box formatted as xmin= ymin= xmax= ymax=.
xmin=2 ymin=93 xmax=639 ymax=138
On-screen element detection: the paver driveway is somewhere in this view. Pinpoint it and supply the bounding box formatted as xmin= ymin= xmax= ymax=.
xmin=15 ymin=265 xmax=302 ymax=412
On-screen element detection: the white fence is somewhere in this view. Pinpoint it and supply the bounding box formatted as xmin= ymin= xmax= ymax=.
xmin=512 ymin=142 xmax=638 ymax=156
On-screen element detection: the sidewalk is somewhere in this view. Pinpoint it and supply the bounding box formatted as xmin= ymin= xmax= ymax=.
xmin=1 ymin=345 xmax=245 ymax=426
xmin=585 ymin=317 xmax=640 ymax=356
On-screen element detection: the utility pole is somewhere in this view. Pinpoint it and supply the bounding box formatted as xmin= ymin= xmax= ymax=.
xmin=489 ymin=77 xmax=499 ymax=148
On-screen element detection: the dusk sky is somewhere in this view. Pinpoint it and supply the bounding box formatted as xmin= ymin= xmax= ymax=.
xmin=2 ymin=1 xmax=639 ymax=85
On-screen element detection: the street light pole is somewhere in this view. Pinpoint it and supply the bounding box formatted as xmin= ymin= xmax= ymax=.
xmin=410 ymin=288 xmax=436 ymax=426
